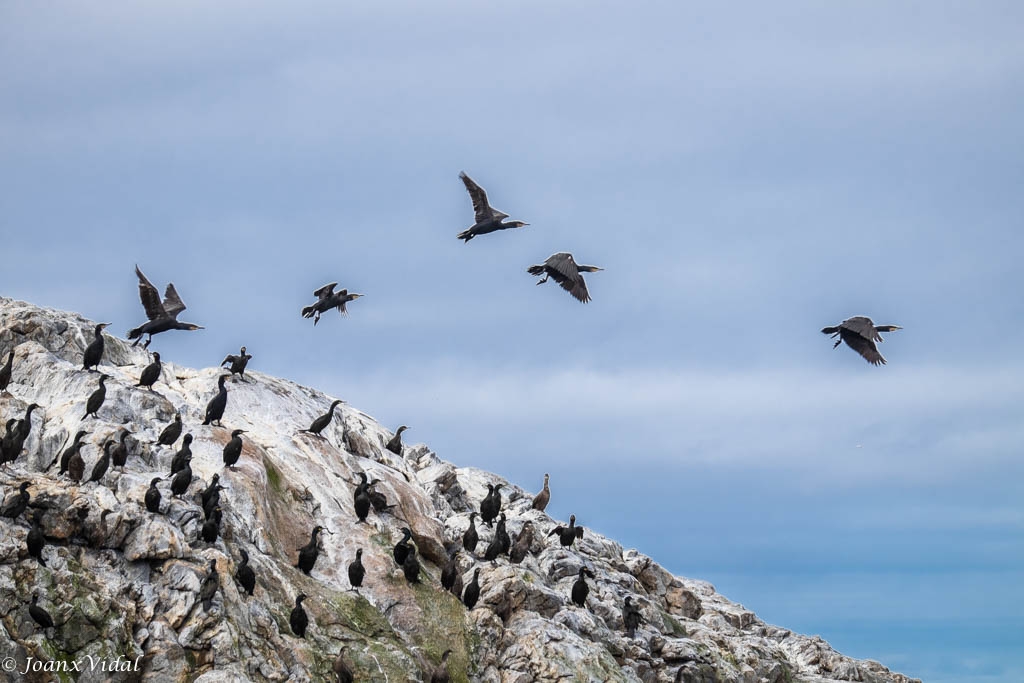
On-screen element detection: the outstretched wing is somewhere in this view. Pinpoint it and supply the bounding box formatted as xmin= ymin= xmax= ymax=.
xmin=460 ymin=172 xmax=502 ymax=223
xmin=162 ymin=283 xmax=187 ymax=319
xmin=135 ymin=265 xmax=166 ymax=321
xmin=842 ymin=316 xmax=882 ymax=342
xmin=545 ymin=253 xmax=591 ymax=303
xmin=842 ymin=330 xmax=886 ymax=365
xmin=314 ymin=282 xmax=337 ymax=300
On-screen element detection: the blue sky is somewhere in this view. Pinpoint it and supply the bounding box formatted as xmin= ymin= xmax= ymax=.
xmin=2 ymin=3 xmax=1023 ymax=680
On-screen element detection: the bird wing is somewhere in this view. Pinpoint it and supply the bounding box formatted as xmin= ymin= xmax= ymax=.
xmin=135 ymin=265 xmax=167 ymax=320
xmin=162 ymin=283 xmax=187 ymax=319
xmin=460 ymin=172 xmax=497 ymax=223
xmin=842 ymin=316 xmax=882 ymax=342
xmin=843 ymin=331 xmax=886 ymax=365
xmin=314 ymin=282 xmax=338 ymax=299
xmin=546 ymin=253 xmax=591 ymax=303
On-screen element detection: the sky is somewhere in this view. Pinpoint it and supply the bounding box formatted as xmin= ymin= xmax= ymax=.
xmin=2 ymin=2 xmax=1023 ymax=681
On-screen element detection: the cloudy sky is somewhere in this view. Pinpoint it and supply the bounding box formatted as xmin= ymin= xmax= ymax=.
xmin=2 ymin=3 xmax=1023 ymax=681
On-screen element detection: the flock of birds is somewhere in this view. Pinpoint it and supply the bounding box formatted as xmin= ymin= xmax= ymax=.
xmin=0 ymin=171 xmax=903 ymax=682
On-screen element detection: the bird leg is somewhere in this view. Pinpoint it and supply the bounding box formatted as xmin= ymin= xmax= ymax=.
xmin=536 ymin=274 xmax=549 ymax=286
xmin=143 ymin=337 xmax=152 ymax=350
xmin=832 ymin=338 xmax=842 ymax=349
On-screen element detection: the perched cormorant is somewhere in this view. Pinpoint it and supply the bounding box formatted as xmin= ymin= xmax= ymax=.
xmin=56 ymin=430 xmax=90 ymax=474
xmin=441 ymin=550 xmax=460 ymax=592
xmin=202 ymin=375 xmax=230 ymax=426
xmin=171 ymin=434 xmax=194 ymax=476
xmin=198 ymin=559 xmax=219 ymax=611
xmin=480 ymin=483 xmax=504 ymax=527
xmin=463 ymin=568 xmax=481 ymax=609
xmin=450 ymin=566 xmax=464 ymax=600
xmin=201 ymin=508 xmax=221 ymax=543
xmin=549 ymin=514 xmax=584 ymax=547
xmin=127 ymin=265 xmax=203 ymax=348
xmin=457 ymin=171 xmax=528 ymax=242
xmin=29 ymin=593 xmax=54 ymax=630
xmin=27 ymin=511 xmax=47 ymax=566
xmin=67 ymin=447 xmax=86 ymax=483
xmin=200 ymin=474 xmax=225 ymax=512
xmin=402 ymin=543 xmax=421 ymax=584
xmin=430 ymin=650 xmax=453 ymax=683
xmin=157 ymin=413 xmax=183 ymax=447
xmin=528 ymin=252 xmax=604 ymax=303
xmin=0 ymin=482 xmax=31 ymax=519
xmin=385 ymin=425 xmax=408 ymax=455
xmin=301 ymin=283 xmax=365 ymax=325
xmin=393 ymin=527 xmax=413 ymax=566
xmin=822 ymin=316 xmax=903 ymax=366
xmin=532 ymin=473 xmax=550 ymax=512
xmin=290 ymin=593 xmax=309 ymax=638
xmin=347 ymin=548 xmax=365 ymax=590
xmin=88 ymin=439 xmax=114 ymax=483
xmin=571 ymin=567 xmax=595 ymax=607
xmin=170 ymin=455 xmax=193 ymax=497
xmin=2 ymin=404 xmax=38 ymax=465
xmin=296 ymin=525 xmax=325 ymax=575
xmin=484 ymin=514 xmax=510 ymax=561
xmin=462 ymin=512 xmax=479 ymax=553
xmin=235 ymin=549 xmax=256 ymax=596
xmin=333 ymin=647 xmax=355 ymax=683
xmin=82 ymin=323 xmax=110 ymax=371
xmin=145 ymin=477 xmax=163 ymax=513
xmin=222 ymin=429 xmax=245 ymax=469
xmin=0 ymin=350 xmax=13 ymax=393
xmin=354 ymin=487 xmax=371 ymax=523
xmin=623 ymin=596 xmax=643 ymax=638
xmin=137 ymin=352 xmax=162 ymax=390
xmin=510 ymin=521 xmax=535 ymax=564
xmin=221 ymin=346 xmax=252 ymax=379
xmin=111 ymin=430 xmax=131 ymax=469
xmin=302 ymin=399 xmax=344 ymax=436
xmin=83 ymin=374 xmax=109 ymax=419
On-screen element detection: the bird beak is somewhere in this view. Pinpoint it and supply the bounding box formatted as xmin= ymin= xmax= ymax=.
xmin=100 ymin=322 xmax=111 ymax=328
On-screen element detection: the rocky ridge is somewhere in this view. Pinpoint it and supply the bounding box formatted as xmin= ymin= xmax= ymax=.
xmin=0 ymin=297 xmax=919 ymax=683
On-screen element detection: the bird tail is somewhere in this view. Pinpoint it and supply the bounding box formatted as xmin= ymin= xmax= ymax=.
xmin=527 ymin=265 xmax=545 ymax=276
xmin=127 ymin=326 xmax=142 ymax=339
xmin=457 ymin=229 xmax=474 ymax=242
xmin=820 ymin=326 xmax=840 ymax=335
xmin=301 ymin=305 xmax=316 ymax=319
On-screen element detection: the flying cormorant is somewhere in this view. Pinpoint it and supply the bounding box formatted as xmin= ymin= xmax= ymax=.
xmin=296 ymin=525 xmax=326 ymax=575
xmin=480 ymin=483 xmax=504 ymax=527
xmin=302 ymin=399 xmax=344 ymax=436
xmin=111 ymin=430 xmax=131 ymax=469
xmin=82 ymin=323 xmax=110 ymax=371
xmin=571 ymin=567 xmax=595 ymax=607
xmin=623 ymin=596 xmax=643 ymax=638
xmin=157 ymin=413 xmax=183 ymax=447
xmin=171 ymin=434 xmax=194 ymax=476
xmin=198 ymin=559 xmax=219 ymax=611
xmin=221 ymin=346 xmax=252 ymax=379
xmin=145 ymin=478 xmax=163 ymax=513
xmin=56 ymin=430 xmax=89 ymax=474
xmin=235 ymin=549 xmax=256 ymax=596
xmin=532 ymin=473 xmax=550 ymax=511
xmin=510 ymin=521 xmax=535 ymax=564
xmin=290 ymin=593 xmax=309 ymax=638
xmin=457 ymin=171 xmax=528 ymax=242
xmin=462 ymin=512 xmax=479 ymax=553
xmin=528 ymin=252 xmax=603 ymax=303
xmin=393 ymin=527 xmax=413 ymax=566
xmin=0 ymin=482 xmax=31 ymax=519
xmin=170 ymin=455 xmax=193 ymax=497
xmin=430 ymin=650 xmax=453 ymax=683
xmin=0 ymin=351 xmax=13 ymax=393
xmin=333 ymin=647 xmax=355 ymax=683
xmin=88 ymin=439 xmax=114 ymax=483
xmin=821 ymin=316 xmax=903 ymax=366
xmin=222 ymin=429 xmax=245 ymax=469
xmin=127 ymin=265 xmax=203 ymax=348
xmin=301 ymin=283 xmax=364 ymax=325
xmin=385 ymin=425 xmax=408 ymax=455
xmin=463 ymin=568 xmax=481 ymax=609
xmin=202 ymin=375 xmax=230 ymax=426
xmin=348 ymin=548 xmax=365 ymax=590
xmin=549 ymin=514 xmax=584 ymax=547
xmin=83 ymin=374 xmax=109 ymax=419
xmin=402 ymin=543 xmax=421 ymax=584
xmin=27 ymin=511 xmax=47 ymax=566
xmin=29 ymin=593 xmax=54 ymax=631
xmin=137 ymin=352 xmax=162 ymax=390
xmin=441 ymin=550 xmax=460 ymax=592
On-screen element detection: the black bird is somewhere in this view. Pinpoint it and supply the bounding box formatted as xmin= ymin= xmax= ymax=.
xmin=402 ymin=543 xmax=421 ymax=584
xmin=1 ymin=404 xmax=37 ymax=465
xmin=88 ymin=439 xmax=114 ymax=483
xmin=200 ymin=474 xmax=225 ymax=512
xmin=463 ymin=568 xmax=481 ymax=609
xmin=480 ymin=483 xmax=503 ymax=527
xmin=0 ymin=419 xmax=18 ymax=464
xmin=29 ymin=593 xmax=54 ymax=630
xmin=367 ymin=480 xmax=396 ymax=513
xmin=83 ymin=374 xmax=109 ymax=419
xmin=27 ymin=511 xmax=47 ymax=566
xmin=289 ymin=593 xmax=309 ymax=638
xmin=484 ymin=514 xmax=510 ymax=562
xmin=201 ymin=508 xmax=221 ymax=543
xmin=222 ymin=429 xmax=245 ymax=469
xmin=623 ymin=596 xmax=643 ymax=638
xmin=235 ymin=549 xmax=256 ymax=596
xmin=354 ymin=487 xmax=371 ymax=523
xmin=82 ymin=322 xmax=110 ymax=371
xmin=393 ymin=527 xmax=413 ymax=566
xmin=549 ymin=514 xmax=585 ymax=548
xmin=221 ymin=346 xmax=252 ymax=379
xmin=333 ymin=647 xmax=355 ymax=683
xmin=528 ymin=252 xmax=604 ymax=303
xmin=385 ymin=425 xmax=408 ymax=455
xmin=296 ymin=525 xmax=325 ymax=575
xmin=199 ymin=559 xmax=219 ymax=611
xmin=202 ymin=375 xmax=230 ymax=426
xmin=347 ymin=548 xmax=365 ymax=590
xmin=56 ymin=430 xmax=90 ymax=474
xmin=457 ymin=171 xmax=528 ymax=242
xmin=571 ymin=567 xmax=595 ymax=607
xmin=462 ymin=512 xmax=479 ymax=553
xmin=0 ymin=482 xmax=31 ymax=519
xmin=510 ymin=521 xmax=535 ymax=564
xmin=171 ymin=434 xmax=194 ymax=476
xmin=532 ymin=473 xmax=551 ymax=512
xmin=302 ymin=399 xmax=344 ymax=436
xmin=0 ymin=350 xmax=13 ymax=393
xmin=127 ymin=265 xmax=203 ymax=348
xmin=137 ymin=352 xmax=162 ymax=390
xmin=67 ymin=446 xmax=86 ymax=483
xmin=145 ymin=477 xmax=163 ymax=513
xmin=157 ymin=413 xmax=183 ymax=447
xmin=111 ymin=430 xmax=131 ymax=469
xmin=430 ymin=650 xmax=453 ymax=683
xmin=441 ymin=551 xmax=460 ymax=592
xmin=301 ymin=283 xmax=364 ymax=325
xmin=170 ymin=455 xmax=193 ymax=497
xmin=822 ymin=316 xmax=903 ymax=366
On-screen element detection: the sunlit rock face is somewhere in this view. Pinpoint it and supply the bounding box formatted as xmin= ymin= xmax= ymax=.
xmin=0 ymin=297 xmax=919 ymax=683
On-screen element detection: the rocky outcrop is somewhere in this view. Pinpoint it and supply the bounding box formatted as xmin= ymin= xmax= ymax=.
xmin=0 ymin=297 xmax=920 ymax=683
